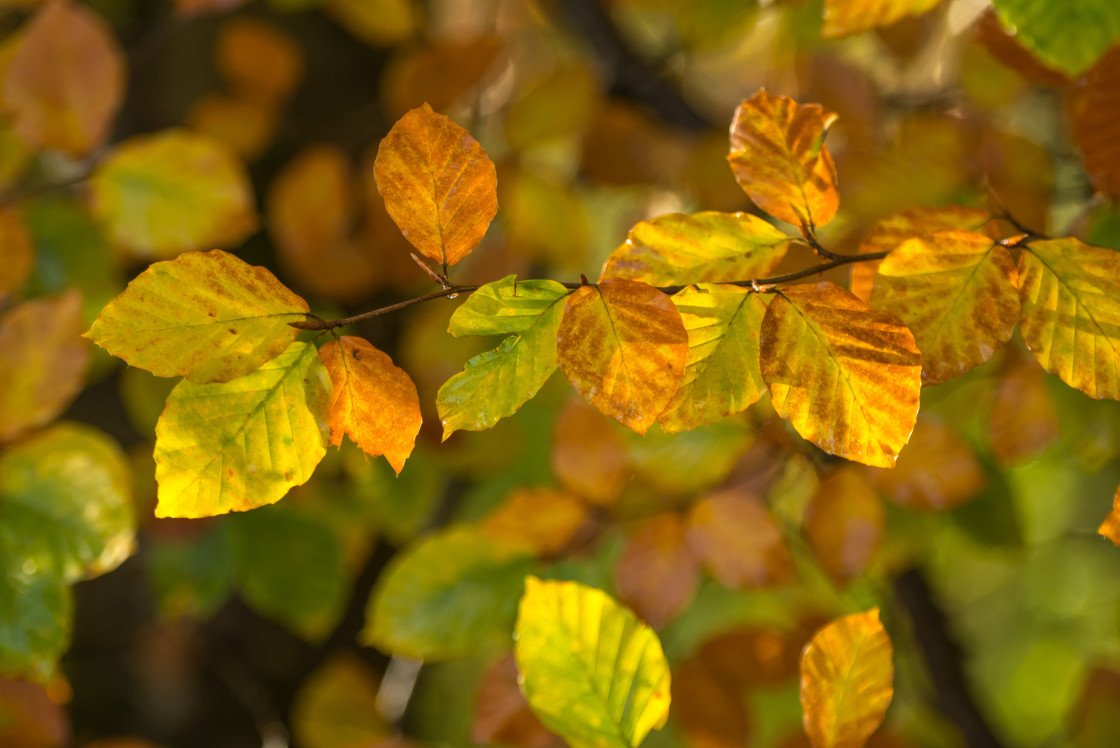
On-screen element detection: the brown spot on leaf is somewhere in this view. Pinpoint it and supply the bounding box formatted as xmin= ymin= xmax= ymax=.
xmin=284 ymin=470 xmax=294 ymax=480
xmin=228 ymin=328 xmax=237 ymax=334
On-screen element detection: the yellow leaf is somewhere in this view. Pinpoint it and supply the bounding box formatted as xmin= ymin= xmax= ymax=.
xmin=823 ymin=0 xmax=946 ymax=39
xmin=90 ymin=130 xmax=257 ymax=258
xmin=728 ymin=90 xmax=839 ymax=228
xmin=760 ymin=282 xmax=921 ymax=467
xmin=480 ymin=487 xmax=588 ymax=555
xmin=804 ymin=468 xmax=883 ymax=584
xmin=556 ymin=278 xmax=688 ymax=435
xmin=800 ymin=609 xmax=894 ymax=748
xmin=216 ymin=17 xmax=303 ymax=105
xmin=85 ymin=250 xmax=309 ymax=383
xmin=374 ymin=103 xmax=497 ymax=268
xmin=318 ymin=336 xmax=421 ymax=474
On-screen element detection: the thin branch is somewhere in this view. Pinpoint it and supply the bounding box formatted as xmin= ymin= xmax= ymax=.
xmin=799 ymin=222 xmax=842 ymax=261
xmin=0 ymin=170 xmax=92 ymax=208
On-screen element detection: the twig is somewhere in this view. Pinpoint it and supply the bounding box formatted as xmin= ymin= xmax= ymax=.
xmin=799 ymin=223 xmax=842 ymax=261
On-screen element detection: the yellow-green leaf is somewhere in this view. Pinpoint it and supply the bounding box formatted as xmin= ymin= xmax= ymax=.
xmin=90 ymin=129 xmax=257 ymax=258
xmin=447 ymin=275 xmax=570 ymax=337
xmin=760 ymin=282 xmax=921 ymax=467
xmin=374 ymin=103 xmax=497 ymax=268
xmin=153 ymin=341 xmax=331 ymax=518
xmin=557 ymin=278 xmax=688 ymax=435
xmin=515 ymin=577 xmax=671 ymax=748
xmin=1018 ymin=238 xmax=1120 ymax=399
xmin=800 ymin=609 xmax=894 ymax=748
xmin=991 ymin=0 xmax=1120 ymax=77
xmin=600 ymin=212 xmax=790 ymax=285
xmin=0 ymin=560 xmax=69 ymax=682
xmin=85 ymin=249 xmax=309 ymax=384
xmin=728 ymin=90 xmax=839 ymax=228
xmin=870 ymin=230 xmax=1019 ymax=384
xmin=823 ymin=0 xmax=946 ymax=39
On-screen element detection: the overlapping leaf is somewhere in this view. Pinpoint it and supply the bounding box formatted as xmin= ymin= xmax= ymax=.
xmin=871 ymin=230 xmax=1019 ymax=384
xmin=473 ymin=654 xmax=564 ymax=748
xmin=514 ymin=578 xmax=671 ymax=748
xmin=823 ymin=0 xmax=945 ymax=38
xmin=557 ymin=278 xmax=688 ymax=435
xmin=991 ymin=0 xmax=1120 ymax=77
xmin=374 ymin=103 xmax=497 ymax=267
xmin=760 ymin=283 xmax=922 ymax=467
xmin=804 ymin=468 xmax=882 ymax=583
xmin=871 ymin=418 xmax=985 ymax=511
xmin=600 ymin=212 xmax=789 ymax=285
xmin=153 ymin=341 xmax=331 ymax=518
xmin=800 ymin=609 xmax=894 ymax=748
xmin=728 ymin=90 xmax=839 ymax=228
xmin=685 ymin=488 xmax=794 ymax=589
xmin=86 ymin=250 xmax=309 ymax=383
xmin=319 ymin=336 xmax=421 ymax=474
xmin=1017 ymin=238 xmax=1120 ymax=399
xmin=614 ymin=514 xmax=699 ymax=627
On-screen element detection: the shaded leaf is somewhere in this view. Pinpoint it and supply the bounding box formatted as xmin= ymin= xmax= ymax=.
xmin=615 ymin=514 xmax=699 ymax=628
xmin=481 ymin=488 xmax=588 ymax=555
xmin=153 ymin=341 xmax=331 ymax=518
xmin=760 ymin=282 xmax=922 ymax=467
xmin=85 ymin=250 xmax=308 ymax=383
xmin=292 ymin=654 xmax=387 ymax=748
xmin=1068 ymin=48 xmax=1120 ymax=199
xmin=671 ymin=660 xmax=750 ymax=748
xmin=0 ymin=209 xmax=33 ymax=303
xmin=974 ymin=9 xmax=1071 ymax=87
xmin=871 ymin=417 xmax=985 ymax=511
xmin=515 ymin=577 xmax=671 ymax=748
xmin=551 ymin=399 xmax=631 ymax=505
xmin=473 ymin=653 xmax=564 ymax=748
xmin=728 ymin=90 xmax=839 ymax=228
xmin=320 ymin=336 xmax=421 ymax=474
xmin=188 ymin=93 xmax=277 ymax=161
xmin=696 ymin=626 xmax=805 ymax=689
xmin=600 ymin=212 xmax=789 ymax=285
xmin=685 ymin=488 xmax=794 ymax=589
xmin=324 ymin=0 xmax=418 ymax=47
xmin=557 ymin=278 xmax=688 ymax=435
xmin=822 ymin=0 xmax=945 ymax=38
xmin=804 ymin=468 xmax=882 ymax=583
xmin=800 ymin=609 xmax=893 ymax=748
xmin=987 ymin=348 xmax=1059 ymax=465
xmin=216 ymin=17 xmax=303 ymax=105
xmin=381 ymin=39 xmax=503 ymax=119
xmin=990 ymin=0 xmax=1120 ymax=77
xmin=0 ymin=678 xmax=68 ymax=748
xmin=0 ymin=564 xmax=68 ymax=682
xmin=374 ymin=103 xmax=497 ymax=268
xmin=505 ymin=67 xmax=599 ymax=150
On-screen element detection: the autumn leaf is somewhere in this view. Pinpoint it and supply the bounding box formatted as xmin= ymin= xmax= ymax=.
xmin=600 ymin=211 xmax=790 ymax=285
xmin=728 ymin=90 xmax=839 ymax=228
xmin=987 ymin=348 xmax=1059 ymax=465
xmin=0 ymin=678 xmax=67 ymax=748
xmin=473 ymin=653 xmax=564 ymax=748
xmin=822 ymin=0 xmax=946 ymax=39
xmin=188 ymin=94 xmax=277 ymax=161
xmin=0 ymin=209 xmax=33 ymax=304
xmin=216 ymin=17 xmax=303 ymax=105
xmin=870 ymin=417 xmax=985 ymax=511
xmin=614 ymin=514 xmax=699 ymax=627
xmin=153 ymin=341 xmax=331 ymax=518
xmin=800 ymin=609 xmax=894 ymax=748
xmin=685 ymin=488 xmax=794 ymax=589
xmin=760 ymin=282 xmax=921 ymax=467
xmin=381 ymin=40 xmax=503 ymax=119
xmin=1067 ymin=48 xmax=1120 ymax=199
xmin=324 ymin=0 xmax=418 ymax=47
xmin=671 ymin=660 xmax=751 ymax=748
xmin=557 ymin=278 xmax=688 ymax=435
xmin=804 ymin=468 xmax=883 ymax=584
xmin=319 ymin=336 xmax=422 ymax=474
xmin=374 ymin=103 xmax=498 ymax=268
xmin=550 ymin=399 xmax=631 ymax=505
xmin=1098 ymin=486 xmax=1120 ymax=546
xmin=292 ymin=655 xmax=387 ymax=748
xmin=990 ymin=0 xmax=1120 ymax=77
xmin=481 ymin=488 xmax=588 ymax=555
xmin=515 ymin=577 xmax=671 ymax=748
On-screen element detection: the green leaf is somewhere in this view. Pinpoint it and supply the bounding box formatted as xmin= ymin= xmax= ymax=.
xmin=153 ymin=341 xmax=332 ymax=518
xmin=514 ymin=577 xmax=671 ymax=748
xmin=86 ymin=249 xmax=310 ymax=384
xmin=0 ymin=561 xmax=69 ymax=681
xmin=147 ymin=526 xmax=234 ymax=621
xmin=991 ymin=0 xmax=1120 ymax=77
xmin=362 ymin=527 xmax=534 ymax=659
xmin=448 ymin=275 xmax=570 ymax=337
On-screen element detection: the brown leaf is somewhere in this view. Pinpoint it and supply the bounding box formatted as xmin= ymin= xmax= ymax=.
xmin=696 ymin=626 xmax=805 ymax=689
xmin=319 ymin=336 xmax=422 ymax=474
xmin=870 ymin=418 xmax=986 ymax=511
xmin=1068 ymin=47 xmax=1120 ymax=199
xmin=480 ymin=488 xmax=588 ymax=555
xmin=381 ymin=39 xmax=503 ymax=120
xmin=472 ymin=654 xmax=564 ymax=748
xmin=987 ymin=348 xmax=1059 ymax=465
xmin=173 ymin=0 xmax=248 ymax=15
xmin=805 ymin=467 xmax=883 ymax=584
xmin=671 ymin=660 xmax=750 ymax=748
xmin=216 ymin=17 xmax=303 ymax=105
xmin=685 ymin=489 xmax=794 ymax=590
xmin=974 ymin=10 xmax=1071 ymax=88
xmin=0 ymin=678 xmax=67 ymax=748
xmin=614 ymin=513 xmax=700 ymax=627
xmin=0 ymin=208 xmax=33 ymax=304
xmin=550 ymin=398 xmax=631 ymax=505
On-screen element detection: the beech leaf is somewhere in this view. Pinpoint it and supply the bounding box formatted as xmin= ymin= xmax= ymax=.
xmin=1068 ymin=48 xmax=1120 ymax=199
xmin=991 ymin=0 xmax=1120 ymax=77
xmin=870 ymin=418 xmax=986 ymax=511
xmin=804 ymin=468 xmax=883 ymax=584
xmin=481 ymin=488 xmax=588 ymax=555
xmin=614 ymin=514 xmax=699 ymax=628
xmin=685 ymin=488 xmax=794 ymax=589
xmin=822 ymin=0 xmax=946 ymax=39
xmin=1098 ymin=485 xmax=1120 ymax=546
xmin=551 ymin=399 xmax=631 ymax=505
xmin=987 ymin=349 xmax=1059 ymax=465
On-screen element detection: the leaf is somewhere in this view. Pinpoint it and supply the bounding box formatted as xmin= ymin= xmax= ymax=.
xmin=514 ymin=577 xmax=671 ymax=748
xmin=727 ymin=90 xmax=839 ymax=228
xmin=89 ymin=130 xmax=257 ymax=258
xmin=152 ymin=341 xmax=331 ymax=518
xmin=557 ymin=278 xmax=688 ymax=435
xmin=990 ymin=0 xmax=1120 ymax=77
xmin=1 ymin=0 xmax=125 ymax=154
xmin=0 ymin=209 xmax=33 ymax=304
xmin=1098 ymin=485 xmax=1120 ymax=546
xmin=0 ymin=678 xmax=68 ymax=747
xmin=1068 ymin=48 xmax=1120 ymax=199
xmin=870 ymin=230 xmax=1019 ymax=384
xmin=85 ymin=250 xmax=309 ymax=384
xmin=600 ymin=212 xmax=790 ymax=285
xmin=319 ymin=336 xmax=422 ymax=474
xmin=658 ymin=285 xmax=768 ymax=433
xmin=381 ymin=39 xmax=503 ymax=119
xmin=614 ymin=514 xmax=699 ymax=628
xmin=0 ymin=561 xmax=69 ymax=681
xmin=800 ymin=609 xmax=894 ymax=748
xmin=0 ymin=292 xmax=90 ymax=443
xmin=374 ymin=103 xmax=498 ymax=268
xmin=671 ymin=660 xmax=751 ymax=748
xmin=822 ymin=0 xmax=945 ymax=38
xmin=481 ymin=488 xmax=588 ymax=555
xmin=362 ymin=527 xmax=534 ymax=660
xmin=551 ymin=399 xmax=631 ymax=505
xmin=473 ymin=653 xmax=564 ymax=748
xmin=760 ymin=282 xmax=922 ymax=467
xmin=293 ymin=655 xmax=387 ymax=748
xmin=869 ymin=418 xmax=986 ymax=511
xmin=324 ymin=0 xmax=418 ymax=47
xmin=987 ymin=348 xmax=1059 ymax=465
xmin=188 ymin=93 xmax=277 ymax=161
xmin=438 ymin=277 xmax=569 ymax=437
xmin=216 ymin=17 xmax=303 ymax=105
xmin=685 ymin=488 xmax=794 ymax=589
xmin=173 ymin=0 xmax=249 ymax=15
xmin=1017 ymin=238 xmax=1120 ymax=399
xmin=804 ymin=468 xmax=883 ymax=584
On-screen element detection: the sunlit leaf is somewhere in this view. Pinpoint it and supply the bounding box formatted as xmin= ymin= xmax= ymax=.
xmin=822 ymin=0 xmax=945 ymax=38
xmin=85 ymin=250 xmax=308 ymax=383
xmin=0 ymin=209 xmax=32 ymax=304
xmin=804 ymin=468 xmax=882 ymax=583
xmin=448 ymin=275 xmax=570 ymax=337
xmin=974 ymin=9 xmax=1071 ymax=87
xmin=870 ymin=230 xmax=1019 ymax=384
xmin=600 ymin=212 xmax=790 ymax=285
xmin=324 ymin=0 xmax=417 ymax=47
xmin=1017 ymin=238 xmax=1120 ymax=399
xmin=760 ymin=282 xmax=921 ymax=467
xmin=473 ymin=653 xmax=564 ymax=748
xmin=363 ymin=527 xmax=534 ymax=659
xmin=90 ymin=130 xmax=257 ymax=258
xmin=1097 ymin=485 xmax=1120 ymax=546
xmin=800 ymin=609 xmax=893 ymax=748
xmin=0 ymin=292 xmax=90 ymax=443
xmin=481 ymin=488 xmax=588 ymax=555
xmin=685 ymin=488 xmax=794 ymax=589
xmin=557 ymin=278 xmax=688 ymax=435
xmin=659 ymin=285 xmax=768 ymax=433
xmin=550 ymin=399 xmax=631 ymax=506
xmin=728 ymin=90 xmax=839 ymax=228
xmin=216 ymin=17 xmax=303 ymax=105
xmin=153 ymin=341 xmax=331 ymax=518
xmin=2 ymin=0 xmax=124 ymax=154
xmin=870 ymin=417 xmax=986 ymax=511
xmin=374 ymin=103 xmax=497 ymax=268
xmin=1068 ymin=48 xmax=1120 ymax=199
xmin=990 ymin=0 xmax=1120 ymax=77
xmin=615 ymin=514 xmax=699 ymax=628
xmin=320 ymin=336 xmax=421 ymax=474
xmin=293 ymin=654 xmax=387 ymax=748
xmin=515 ymin=577 xmax=671 ymax=748
xmin=987 ymin=348 xmax=1059 ymax=465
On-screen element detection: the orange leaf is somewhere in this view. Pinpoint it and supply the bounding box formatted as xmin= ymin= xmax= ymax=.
xmin=671 ymin=660 xmax=751 ymax=748
xmin=1097 ymin=485 xmax=1120 ymax=546
xmin=187 ymin=93 xmax=277 ymax=161
xmin=381 ymin=40 xmax=503 ymax=120
xmin=319 ymin=336 xmax=422 ymax=474
xmin=800 ymin=609 xmax=894 ymax=748
xmin=804 ymin=468 xmax=883 ymax=584
xmin=374 ymin=103 xmax=497 ymax=268
xmin=0 ymin=677 xmax=67 ymax=748
xmin=614 ymin=514 xmax=699 ymax=627
xmin=696 ymin=626 xmax=805 ymax=689
xmin=728 ymin=90 xmax=839 ymax=228
xmin=480 ymin=487 xmax=588 ymax=555
xmin=472 ymin=653 xmax=565 ymax=748
xmin=556 ymin=278 xmax=688 ymax=434
xmin=2 ymin=0 xmax=125 ymax=154
xmin=685 ymin=489 xmax=794 ymax=590
xmin=216 ymin=17 xmax=303 ymax=105
xmin=987 ymin=348 xmax=1058 ymax=465
xmin=869 ymin=418 xmax=985 ymax=511
xmin=822 ymin=0 xmax=945 ymax=39
xmin=550 ymin=398 xmax=631 ymax=505
xmin=1068 ymin=47 xmax=1120 ymax=199
xmin=0 ymin=208 xmax=33 ymax=304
